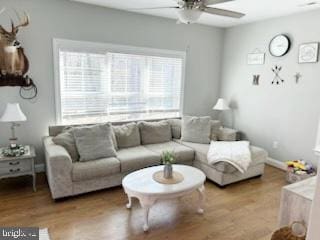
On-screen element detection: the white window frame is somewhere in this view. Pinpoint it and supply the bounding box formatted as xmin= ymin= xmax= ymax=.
xmin=53 ymin=38 xmax=186 ymax=124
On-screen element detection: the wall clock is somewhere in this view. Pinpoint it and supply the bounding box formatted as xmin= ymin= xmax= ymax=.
xmin=269 ymin=34 xmax=291 ymax=57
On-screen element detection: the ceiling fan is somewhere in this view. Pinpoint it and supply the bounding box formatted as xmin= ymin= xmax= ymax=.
xmin=131 ymin=0 xmax=245 ymax=24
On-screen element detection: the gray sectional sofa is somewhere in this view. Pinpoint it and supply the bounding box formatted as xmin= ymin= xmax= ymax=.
xmin=43 ymin=118 xmax=267 ymax=199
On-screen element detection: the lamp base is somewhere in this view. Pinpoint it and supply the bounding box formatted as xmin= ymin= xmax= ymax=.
xmin=8 ymin=122 xmax=20 ymax=149
xmin=9 ymin=138 xmax=18 ymax=149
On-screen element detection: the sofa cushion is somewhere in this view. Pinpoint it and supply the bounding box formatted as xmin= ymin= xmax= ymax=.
xmin=181 ymin=116 xmax=211 ymax=144
xmin=111 ymin=129 xmax=118 ymax=151
xmin=210 ymin=120 xmax=222 ymax=141
xmin=218 ymin=127 xmax=237 ymax=141
xmin=117 ymin=146 xmax=161 ymax=173
xmin=50 ymin=124 xmax=118 ymax=150
xmin=144 ymin=141 xmax=194 ymax=163
xmin=138 ymin=120 xmax=172 ymax=145
xmin=52 ymin=127 xmax=79 ymax=162
xmin=113 ymin=122 xmax=141 ymax=149
xmin=73 ymin=123 xmax=117 ymax=162
xmin=174 ymin=140 xmax=267 ymax=173
xmin=168 ymin=119 xmax=181 ymax=139
xmin=72 ymin=157 xmax=120 ymax=182
xmin=174 ymin=140 xmax=209 ymax=163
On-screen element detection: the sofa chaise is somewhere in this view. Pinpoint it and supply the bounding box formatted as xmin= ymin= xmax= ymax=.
xmin=43 ymin=118 xmax=267 ymax=199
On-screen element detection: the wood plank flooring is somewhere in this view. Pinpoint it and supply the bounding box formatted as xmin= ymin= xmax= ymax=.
xmin=0 ymin=166 xmax=286 ymax=240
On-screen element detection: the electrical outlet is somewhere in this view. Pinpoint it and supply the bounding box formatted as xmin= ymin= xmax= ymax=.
xmin=273 ymin=141 xmax=279 ymax=149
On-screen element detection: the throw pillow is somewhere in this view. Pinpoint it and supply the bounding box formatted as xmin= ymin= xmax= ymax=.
xmin=110 ymin=128 xmax=118 ymax=151
xmin=73 ymin=123 xmax=117 ymax=162
xmin=181 ymin=116 xmax=211 ymax=144
xmin=138 ymin=120 xmax=172 ymax=145
xmin=168 ymin=119 xmax=181 ymax=139
xmin=52 ymin=127 xmax=79 ymax=162
xmin=113 ymin=122 xmax=141 ymax=148
xmin=218 ymin=127 xmax=237 ymax=141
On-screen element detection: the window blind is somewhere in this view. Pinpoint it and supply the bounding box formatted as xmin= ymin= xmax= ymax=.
xmin=58 ymin=47 xmax=184 ymax=124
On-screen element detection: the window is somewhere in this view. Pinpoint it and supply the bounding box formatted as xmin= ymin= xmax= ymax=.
xmin=54 ymin=39 xmax=185 ymax=124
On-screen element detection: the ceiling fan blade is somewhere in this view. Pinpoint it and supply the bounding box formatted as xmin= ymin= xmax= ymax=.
xmin=204 ymin=0 xmax=234 ymax=5
xmin=203 ymin=7 xmax=245 ymax=18
xmin=129 ymin=6 xmax=179 ymax=11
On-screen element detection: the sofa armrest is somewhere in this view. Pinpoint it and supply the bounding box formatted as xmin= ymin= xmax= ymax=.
xmin=218 ymin=127 xmax=238 ymax=141
xmin=43 ymin=136 xmax=73 ymax=199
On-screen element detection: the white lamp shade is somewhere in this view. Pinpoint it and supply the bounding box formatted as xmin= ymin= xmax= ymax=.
xmin=177 ymin=9 xmax=202 ymax=24
xmin=213 ymin=98 xmax=230 ymax=111
xmin=0 ymin=103 xmax=27 ymax=122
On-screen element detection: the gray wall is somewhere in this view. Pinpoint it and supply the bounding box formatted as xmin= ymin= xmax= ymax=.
xmin=0 ymin=0 xmax=224 ymax=164
xmin=220 ymin=10 xmax=320 ymax=165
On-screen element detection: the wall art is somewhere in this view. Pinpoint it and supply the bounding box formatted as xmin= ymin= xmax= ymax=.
xmin=252 ymin=75 xmax=260 ymax=85
xmin=247 ymin=53 xmax=265 ymax=65
xmin=294 ymin=73 xmax=302 ymax=84
xmin=271 ymin=65 xmax=284 ymax=85
xmin=298 ymin=42 xmax=319 ymax=63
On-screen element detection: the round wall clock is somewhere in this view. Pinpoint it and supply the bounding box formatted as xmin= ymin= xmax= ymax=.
xmin=269 ymin=34 xmax=291 ymax=57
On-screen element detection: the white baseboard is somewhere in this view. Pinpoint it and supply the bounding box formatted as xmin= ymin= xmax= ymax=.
xmin=35 ymin=163 xmax=45 ymax=173
xmin=266 ymin=157 xmax=287 ymax=171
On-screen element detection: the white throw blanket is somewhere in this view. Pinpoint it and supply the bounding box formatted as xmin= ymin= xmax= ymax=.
xmin=207 ymin=141 xmax=252 ymax=173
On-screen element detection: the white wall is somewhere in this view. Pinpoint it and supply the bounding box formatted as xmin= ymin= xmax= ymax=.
xmin=220 ymin=10 xmax=320 ymax=165
xmin=0 ymin=0 xmax=224 ymax=164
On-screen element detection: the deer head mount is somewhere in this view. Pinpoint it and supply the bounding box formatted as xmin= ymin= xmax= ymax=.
xmin=0 ymin=8 xmax=30 ymax=76
xmin=0 ymin=8 xmax=37 ymax=100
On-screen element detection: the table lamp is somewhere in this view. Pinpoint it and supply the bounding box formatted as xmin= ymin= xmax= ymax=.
xmin=0 ymin=103 xmax=27 ymax=149
xmin=213 ymin=98 xmax=230 ymax=111
xmin=213 ymin=98 xmax=230 ymax=125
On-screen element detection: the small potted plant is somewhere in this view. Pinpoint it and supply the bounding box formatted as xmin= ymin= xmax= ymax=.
xmin=162 ymin=150 xmax=175 ymax=179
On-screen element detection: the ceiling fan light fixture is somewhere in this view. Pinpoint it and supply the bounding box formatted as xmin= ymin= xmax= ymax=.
xmin=177 ymin=8 xmax=203 ymax=24
xmin=300 ymin=1 xmax=318 ymax=7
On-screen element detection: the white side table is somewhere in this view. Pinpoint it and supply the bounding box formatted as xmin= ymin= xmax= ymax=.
xmin=0 ymin=145 xmax=37 ymax=192
xmin=122 ymin=165 xmax=206 ymax=231
xmin=278 ymin=176 xmax=316 ymax=227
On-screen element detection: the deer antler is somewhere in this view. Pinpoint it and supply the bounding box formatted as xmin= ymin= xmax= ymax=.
xmin=0 ymin=7 xmax=5 ymax=15
xmin=0 ymin=8 xmax=8 ymax=34
xmin=11 ymin=10 xmax=29 ymax=33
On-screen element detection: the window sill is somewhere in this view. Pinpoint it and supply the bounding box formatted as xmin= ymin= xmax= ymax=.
xmin=56 ymin=115 xmax=182 ymax=127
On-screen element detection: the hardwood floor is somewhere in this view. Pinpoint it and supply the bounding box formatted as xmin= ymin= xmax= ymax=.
xmin=0 ymin=166 xmax=286 ymax=240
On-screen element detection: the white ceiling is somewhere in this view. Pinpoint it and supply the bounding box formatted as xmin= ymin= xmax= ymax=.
xmin=72 ymin=0 xmax=320 ymax=27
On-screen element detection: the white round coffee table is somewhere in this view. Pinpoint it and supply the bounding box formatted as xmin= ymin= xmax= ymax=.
xmin=122 ymin=164 xmax=206 ymax=231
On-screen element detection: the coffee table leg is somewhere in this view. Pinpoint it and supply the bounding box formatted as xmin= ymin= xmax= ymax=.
xmin=139 ymin=197 xmax=156 ymax=232
xmin=142 ymin=206 xmax=150 ymax=232
xmin=197 ymin=185 xmax=205 ymax=214
xmin=126 ymin=194 xmax=132 ymax=209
